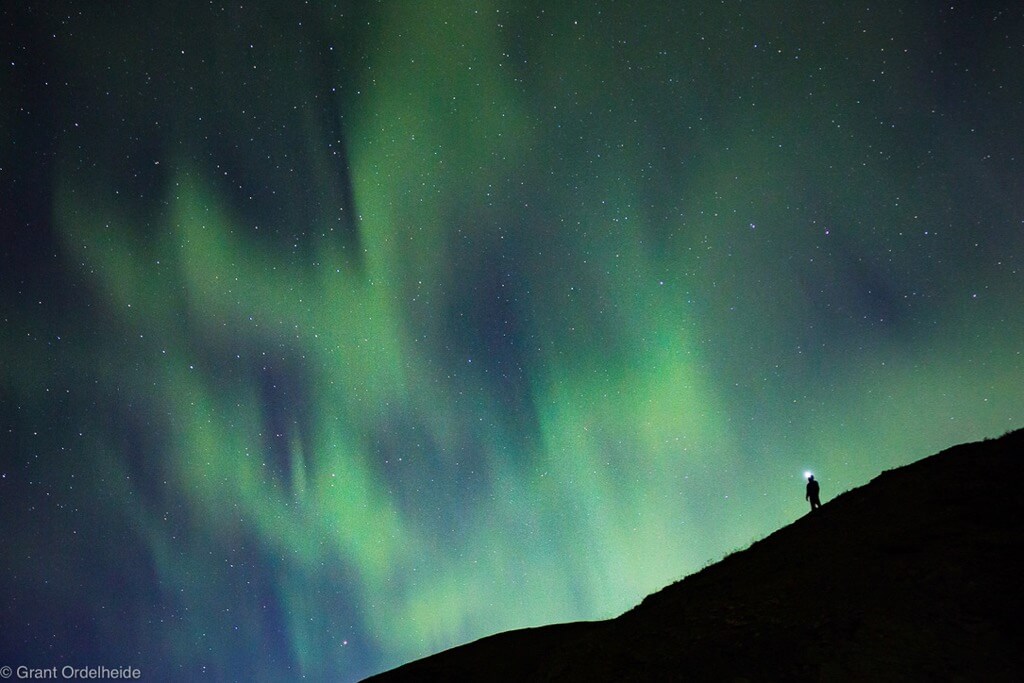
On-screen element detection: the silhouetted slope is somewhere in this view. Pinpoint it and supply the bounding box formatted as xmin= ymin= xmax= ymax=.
xmin=366 ymin=430 xmax=1024 ymax=682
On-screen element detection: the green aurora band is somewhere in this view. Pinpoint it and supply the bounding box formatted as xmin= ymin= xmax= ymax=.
xmin=2 ymin=1 xmax=1022 ymax=679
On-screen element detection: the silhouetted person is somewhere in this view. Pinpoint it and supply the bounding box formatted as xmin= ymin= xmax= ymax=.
xmin=806 ymin=474 xmax=821 ymax=511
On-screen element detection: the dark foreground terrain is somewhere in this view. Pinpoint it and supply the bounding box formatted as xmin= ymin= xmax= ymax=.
xmin=367 ymin=429 xmax=1023 ymax=681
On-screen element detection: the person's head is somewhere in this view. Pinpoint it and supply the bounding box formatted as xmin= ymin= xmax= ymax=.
xmin=807 ymin=474 xmax=815 ymax=481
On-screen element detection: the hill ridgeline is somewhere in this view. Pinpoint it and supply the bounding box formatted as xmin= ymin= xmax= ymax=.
xmin=366 ymin=429 xmax=1023 ymax=682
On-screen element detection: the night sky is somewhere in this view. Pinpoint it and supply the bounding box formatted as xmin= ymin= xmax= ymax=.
xmin=2 ymin=1 xmax=1022 ymax=680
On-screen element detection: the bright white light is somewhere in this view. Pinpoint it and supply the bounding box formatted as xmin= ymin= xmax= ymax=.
xmin=804 ymin=471 xmax=813 ymax=479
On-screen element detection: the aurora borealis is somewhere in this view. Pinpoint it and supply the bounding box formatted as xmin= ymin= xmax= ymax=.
xmin=2 ymin=1 xmax=1022 ymax=680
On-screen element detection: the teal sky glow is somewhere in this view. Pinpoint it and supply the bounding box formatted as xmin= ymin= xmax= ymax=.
xmin=2 ymin=2 xmax=1021 ymax=679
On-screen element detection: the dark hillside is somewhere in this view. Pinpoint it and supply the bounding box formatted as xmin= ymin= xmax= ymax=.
xmin=366 ymin=430 xmax=1024 ymax=682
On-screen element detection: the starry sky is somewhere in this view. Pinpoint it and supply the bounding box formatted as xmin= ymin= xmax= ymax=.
xmin=2 ymin=1 xmax=1022 ymax=680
